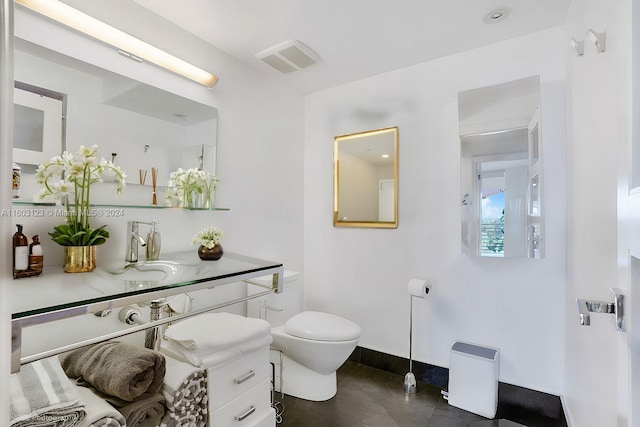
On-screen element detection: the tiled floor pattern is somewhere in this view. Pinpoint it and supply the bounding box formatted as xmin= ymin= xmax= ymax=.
xmin=275 ymin=361 xmax=567 ymax=427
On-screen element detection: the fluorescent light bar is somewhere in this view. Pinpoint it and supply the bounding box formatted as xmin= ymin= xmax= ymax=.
xmin=15 ymin=0 xmax=218 ymax=88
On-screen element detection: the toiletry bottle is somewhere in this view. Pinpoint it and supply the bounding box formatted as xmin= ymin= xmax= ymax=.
xmin=29 ymin=235 xmax=44 ymax=274
xmin=12 ymin=163 xmax=20 ymax=199
xmin=13 ymin=224 xmax=29 ymax=275
xmin=146 ymin=220 xmax=161 ymax=260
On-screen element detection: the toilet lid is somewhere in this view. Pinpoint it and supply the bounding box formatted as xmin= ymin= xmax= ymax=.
xmin=284 ymin=311 xmax=361 ymax=342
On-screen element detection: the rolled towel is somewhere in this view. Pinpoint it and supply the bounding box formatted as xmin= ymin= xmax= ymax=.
xmin=74 ymin=386 xmax=125 ymax=427
xmin=10 ymin=357 xmax=86 ymax=427
xmin=159 ymin=356 xmax=208 ymax=427
xmin=163 ymin=312 xmax=271 ymax=366
xmin=61 ymin=341 xmax=166 ymax=402
xmin=160 ymin=409 xmax=206 ymax=427
xmin=115 ymin=393 xmax=165 ymax=427
xmin=162 ymin=356 xmax=207 ymax=410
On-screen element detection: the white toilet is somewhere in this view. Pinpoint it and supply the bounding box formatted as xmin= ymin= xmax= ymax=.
xmin=246 ymin=271 xmax=361 ymax=401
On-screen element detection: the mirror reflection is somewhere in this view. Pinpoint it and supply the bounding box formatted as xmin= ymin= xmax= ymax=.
xmin=13 ymin=81 xmax=65 ymax=166
xmin=334 ymin=127 xmax=398 ymax=228
xmin=13 ymin=38 xmax=218 ymax=203
xmin=459 ymin=76 xmax=543 ymax=258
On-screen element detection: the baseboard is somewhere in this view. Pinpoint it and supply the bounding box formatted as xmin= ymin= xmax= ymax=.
xmin=348 ymin=346 xmax=567 ymax=424
xmin=347 ymin=345 xmax=448 ymax=387
xmin=560 ymin=395 xmax=574 ymax=427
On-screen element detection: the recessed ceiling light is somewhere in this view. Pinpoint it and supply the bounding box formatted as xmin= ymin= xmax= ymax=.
xmin=483 ymin=7 xmax=511 ymax=24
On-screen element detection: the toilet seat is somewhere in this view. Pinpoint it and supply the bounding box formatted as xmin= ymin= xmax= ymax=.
xmin=284 ymin=311 xmax=361 ymax=342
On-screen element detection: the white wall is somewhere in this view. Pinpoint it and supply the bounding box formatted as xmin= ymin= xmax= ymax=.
xmin=564 ymin=0 xmax=632 ymax=425
xmin=305 ymin=27 xmax=567 ymax=394
xmin=4 ymin=1 xmax=305 ymax=400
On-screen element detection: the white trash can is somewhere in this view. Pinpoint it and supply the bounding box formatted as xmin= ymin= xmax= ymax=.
xmin=448 ymin=341 xmax=499 ymax=418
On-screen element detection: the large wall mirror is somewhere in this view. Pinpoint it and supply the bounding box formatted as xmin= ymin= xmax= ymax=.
xmin=459 ymin=76 xmax=543 ymax=258
xmin=334 ymin=127 xmax=398 ymax=228
xmin=13 ymin=37 xmax=217 ymax=204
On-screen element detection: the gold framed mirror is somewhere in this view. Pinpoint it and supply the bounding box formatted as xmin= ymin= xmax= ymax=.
xmin=333 ymin=127 xmax=398 ymax=228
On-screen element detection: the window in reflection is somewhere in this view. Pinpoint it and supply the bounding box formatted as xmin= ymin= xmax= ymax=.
xmin=459 ymin=75 xmax=542 ymax=258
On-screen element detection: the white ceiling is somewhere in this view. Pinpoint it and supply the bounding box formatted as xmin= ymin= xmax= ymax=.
xmin=132 ymin=0 xmax=571 ymax=94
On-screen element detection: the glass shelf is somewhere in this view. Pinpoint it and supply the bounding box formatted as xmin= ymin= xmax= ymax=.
xmin=11 ymin=200 xmax=230 ymax=211
xmin=12 ymin=251 xmax=281 ymax=319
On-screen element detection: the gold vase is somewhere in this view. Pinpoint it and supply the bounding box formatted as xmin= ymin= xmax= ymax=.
xmin=63 ymin=246 xmax=97 ymax=273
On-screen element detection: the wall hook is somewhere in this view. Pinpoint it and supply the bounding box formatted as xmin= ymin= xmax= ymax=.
xmin=575 ymin=287 xmax=624 ymax=331
xmin=144 ymin=144 xmax=150 ymax=153
xmin=586 ymin=29 xmax=606 ymax=53
xmin=569 ymin=38 xmax=584 ymax=56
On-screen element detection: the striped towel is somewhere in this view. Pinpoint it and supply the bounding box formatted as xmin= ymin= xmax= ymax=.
xmin=159 ymin=356 xmax=208 ymax=427
xmin=10 ymin=357 xmax=86 ymax=427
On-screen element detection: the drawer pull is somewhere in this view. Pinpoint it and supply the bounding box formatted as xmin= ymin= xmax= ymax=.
xmin=234 ymin=405 xmax=256 ymax=421
xmin=233 ymin=370 xmax=255 ymax=384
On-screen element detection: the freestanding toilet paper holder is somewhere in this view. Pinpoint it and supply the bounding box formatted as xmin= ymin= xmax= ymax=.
xmin=404 ymin=279 xmax=430 ymax=394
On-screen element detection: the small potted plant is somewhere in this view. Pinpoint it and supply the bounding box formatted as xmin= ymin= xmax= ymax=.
xmin=192 ymin=226 xmax=224 ymax=260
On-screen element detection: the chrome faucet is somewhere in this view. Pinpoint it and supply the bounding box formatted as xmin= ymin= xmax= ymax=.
xmin=125 ymin=221 xmax=147 ymax=263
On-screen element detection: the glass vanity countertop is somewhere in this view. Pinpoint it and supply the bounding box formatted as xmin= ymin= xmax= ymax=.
xmin=11 ymin=250 xmax=283 ymax=320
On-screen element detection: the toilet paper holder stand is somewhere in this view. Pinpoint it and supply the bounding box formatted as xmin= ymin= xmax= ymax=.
xmin=404 ymin=280 xmax=431 ymax=394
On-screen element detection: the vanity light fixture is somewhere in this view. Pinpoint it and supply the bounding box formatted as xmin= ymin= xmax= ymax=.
xmin=381 ymin=154 xmax=390 ymax=158
xmin=14 ymin=0 xmax=219 ymax=88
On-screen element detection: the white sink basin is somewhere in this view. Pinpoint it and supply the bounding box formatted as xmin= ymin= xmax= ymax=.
xmin=95 ymin=260 xmax=199 ymax=284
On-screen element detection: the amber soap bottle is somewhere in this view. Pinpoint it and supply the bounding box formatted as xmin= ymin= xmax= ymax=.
xmin=13 ymin=224 xmax=29 ymax=277
xmin=29 ymin=235 xmax=44 ymax=274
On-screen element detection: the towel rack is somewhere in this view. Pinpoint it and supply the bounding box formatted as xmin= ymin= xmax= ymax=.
xmin=17 ymin=288 xmax=275 ymax=369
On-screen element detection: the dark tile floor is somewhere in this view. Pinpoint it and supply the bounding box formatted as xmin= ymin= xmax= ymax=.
xmin=275 ymin=361 xmax=567 ymax=427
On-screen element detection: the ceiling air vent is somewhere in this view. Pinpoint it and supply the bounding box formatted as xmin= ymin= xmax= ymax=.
xmin=255 ymin=39 xmax=321 ymax=73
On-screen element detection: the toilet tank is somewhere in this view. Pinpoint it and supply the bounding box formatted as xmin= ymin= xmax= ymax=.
xmin=246 ymin=270 xmax=300 ymax=326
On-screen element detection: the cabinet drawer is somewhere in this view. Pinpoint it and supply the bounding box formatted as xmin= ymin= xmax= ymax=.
xmin=208 ymin=346 xmax=270 ymax=410
xmin=248 ymin=408 xmax=275 ymax=427
xmin=209 ymin=379 xmax=272 ymax=426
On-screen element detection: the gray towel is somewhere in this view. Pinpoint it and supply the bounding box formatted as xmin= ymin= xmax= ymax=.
xmin=116 ymin=393 xmax=165 ymax=427
xmin=10 ymin=357 xmax=86 ymax=427
xmin=90 ymin=420 xmax=126 ymax=427
xmin=76 ymin=384 xmax=163 ymax=427
xmin=61 ymin=341 xmax=166 ymax=402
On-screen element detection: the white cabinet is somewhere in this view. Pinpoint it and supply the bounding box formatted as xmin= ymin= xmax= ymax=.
xmin=208 ymin=345 xmax=274 ymax=427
